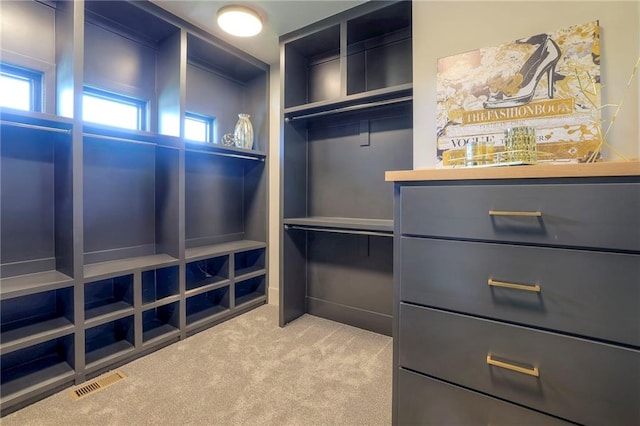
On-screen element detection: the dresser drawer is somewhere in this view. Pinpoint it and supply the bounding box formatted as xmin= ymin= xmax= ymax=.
xmin=400 ymin=183 xmax=640 ymax=251
xmin=397 ymin=368 xmax=571 ymax=425
xmin=400 ymin=237 xmax=640 ymax=346
xmin=398 ymin=304 xmax=640 ymax=425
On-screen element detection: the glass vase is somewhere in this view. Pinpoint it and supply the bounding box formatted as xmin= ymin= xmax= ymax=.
xmin=234 ymin=113 xmax=254 ymax=150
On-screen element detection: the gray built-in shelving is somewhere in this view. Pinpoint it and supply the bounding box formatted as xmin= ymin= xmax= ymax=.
xmin=0 ymin=0 xmax=268 ymax=416
xmin=280 ymin=1 xmax=413 ymax=336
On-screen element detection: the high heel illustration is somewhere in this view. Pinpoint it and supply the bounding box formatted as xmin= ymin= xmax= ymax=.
xmin=483 ymin=34 xmax=561 ymax=109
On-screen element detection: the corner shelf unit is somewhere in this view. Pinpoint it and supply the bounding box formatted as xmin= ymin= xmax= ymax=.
xmin=279 ymin=1 xmax=413 ymax=336
xmin=0 ymin=0 xmax=268 ymax=416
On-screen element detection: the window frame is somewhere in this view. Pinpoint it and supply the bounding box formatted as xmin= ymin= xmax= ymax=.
xmin=0 ymin=63 xmax=43 ymax=112
xmin=83 ymin=86 xmax=147 ymax=131
xmin=184 ymin=112 xmax=215 ymax=143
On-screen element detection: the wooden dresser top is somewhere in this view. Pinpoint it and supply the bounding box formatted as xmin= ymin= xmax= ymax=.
xmin=385 ymin=161 xmax=640 ymax=182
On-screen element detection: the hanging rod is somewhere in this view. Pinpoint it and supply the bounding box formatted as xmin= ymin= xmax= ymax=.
xmin=285 ymin=95 xmax=413 ymax=122
xmin=284 ymin=224 xmax=392 ymax=238
xmin=83 ymin=132 xmax=161 ymax=147
xmin=1 ymin=120 xmax=72 ymax=134
xmin=186 ymin=148 xmax=265 ymax=162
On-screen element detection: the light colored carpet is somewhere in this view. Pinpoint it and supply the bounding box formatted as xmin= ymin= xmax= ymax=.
xmin=3 ymin=305 xmax=392 ymax=425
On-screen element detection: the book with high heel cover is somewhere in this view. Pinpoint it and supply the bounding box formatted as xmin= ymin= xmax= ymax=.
xmin=436 ymin=21 xmax=602 ymax=167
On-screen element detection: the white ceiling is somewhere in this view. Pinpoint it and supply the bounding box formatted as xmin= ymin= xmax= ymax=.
xmin=152 ymin=1 xmax=368 ymax=66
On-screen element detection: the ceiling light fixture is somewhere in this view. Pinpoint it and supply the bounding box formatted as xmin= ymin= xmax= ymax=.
xmin=217 ymin=5 xmax=263 ymax=37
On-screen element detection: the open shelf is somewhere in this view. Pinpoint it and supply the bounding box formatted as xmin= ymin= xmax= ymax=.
xmin=184 ymin=141 xmax=266 ymax=161
xmin=84 ymin=316 xmax=135 ymax=367
xmin=346 ymin=1 xmax=412 ymax=96
xmin=0 ymin=1 xmax=76 ymax=118
xmin=0 ymin=271 xmax=74 ymax=301
xmin=283 ymin=105 xmax=412 ymax=224
xmin=82 ymin=125 xmax=183 ymax=150
xmin=142 ymin=302 xmax=179 ymax=343
xmin=0 ymin=335 xmax=74 ymax=402
xmin=186 ymin=286 xmax=230 ymax=326
xmin=84 ymin=254 xmax=179 ymax=281
xmin=284 ymin=84 xmax=412 ymax=122
xmin=83 ymin=133 xmax=180 ymax=267
xmin=84 ymin=275 xmax=133 ymax=322
xmin=185 ymin=151 xmax=266 ymax=252
xmin=234 ymin=276 xmax=266 ymax=308
xmin=185 ymin=240 xmax=266 ymax=262
xmin=185 ymin=256 xmax=229 ymax=291
xmin=234 ymin=248 xmax=266 ymax=279
xmin=1 ymin=114 xmax=73 ymax=280
xmin=284 ymin=25 xmax=341 ymax=109
xmin=83 ymin=1 xmax=182 ymax=136
xmin=0 ymin=109 xmax=74 ymax=132
xmin=0 ymin=288 xmax=74 ymax=354
xmin=142 ymin=266 xmax=179 ymax=305
xmin=186 ymin=32 xmax=268 ymax=151
xmin=282 ymin=1 xmax=411 ymax=113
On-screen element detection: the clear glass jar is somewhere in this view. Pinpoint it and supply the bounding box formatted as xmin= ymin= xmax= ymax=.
xmin=504 ymin=126 xmax=537 ymax=163
xmin=234 ymin=113 xmax=254 ymax=150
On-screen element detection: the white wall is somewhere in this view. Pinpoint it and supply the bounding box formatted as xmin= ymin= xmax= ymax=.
xmin=413 ymin=1 xmax=640 ymax=168
xmin=268 ymin=63 xmax=281 ymax=305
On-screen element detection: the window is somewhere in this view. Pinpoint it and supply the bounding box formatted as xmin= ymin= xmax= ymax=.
xmin=185 ymin=113 xmax=214 ymax=143
xmin=0 ymin=64 xmax=43 ymax=111
xmin=83 ymin=87 xmax=146 ymax=131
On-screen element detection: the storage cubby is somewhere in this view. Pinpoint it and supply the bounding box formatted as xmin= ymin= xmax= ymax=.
xmin=283 ymin=104 xmax=412 ymax=231
xmin=307 ymin=232 xmax=393 ymax=334
xmin=234 ymin=248 xmax=266 ymax=278
xmin=282 ymin=1 xmax=411 ymax=114
xmin=0 ymin=335 xmax=75 ymax=404
xmin=84 ymin=275 xmax=133 ymax=321
xmin=186 ymin=286 xmax=230 ymax=326
xmin=142 ymin=266 xmax=179 ymax=305
xmin=0 ymin=288 xmax=74 ymax=353
xmin=84 ymin=315 xmax=135 ymax=366
xmin=0 ymin=115 xmax=74 ymax=280
xmin=185 ymin=256 xmax=229 ymax=291
xmin=184 ymin=152 xmax=266 ymax=253
xmin=142 ymin=302 xmax=179 ymax=343
xmin=346 ymin=1 xmax=412 ymax=95
xmin=83 ymin=137 xmax=180 ymax=268
xmin=234 ymin=276 xmax=266 ymax=308
xmin=283 ymin=25 xmax=341 ymax=108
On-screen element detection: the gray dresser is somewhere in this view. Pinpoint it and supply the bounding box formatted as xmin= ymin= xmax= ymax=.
xmin=387 ymin=162 xmax=640 ymax=425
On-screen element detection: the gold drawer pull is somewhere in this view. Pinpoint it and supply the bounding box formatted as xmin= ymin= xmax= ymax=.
xmin=488 ymin=279 xmax=541 ymax=293
xmin=489 ymin=210 xmax=542 ymax=217
xmin=486 ymin=355 xmax=539 ymax=377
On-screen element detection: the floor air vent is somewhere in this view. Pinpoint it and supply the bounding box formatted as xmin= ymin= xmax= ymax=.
xmin=70 ymin=371 xmax=126 ymax=400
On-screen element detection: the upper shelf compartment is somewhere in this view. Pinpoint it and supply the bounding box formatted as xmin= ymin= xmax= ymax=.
xmin=283 ymin=25 xmax=341 ymax=109
xmin=83 ymin=1 xmax=182 ymax=136
xmin=282 ymin=1 xmax=412 ymax=116
xmin=346 ymin=1 xmax=412 ymax=96
xmin=186 ymin=33 xmax=268 ymax=151
xmin=0 ymin=1 xmax=77 ymax=117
